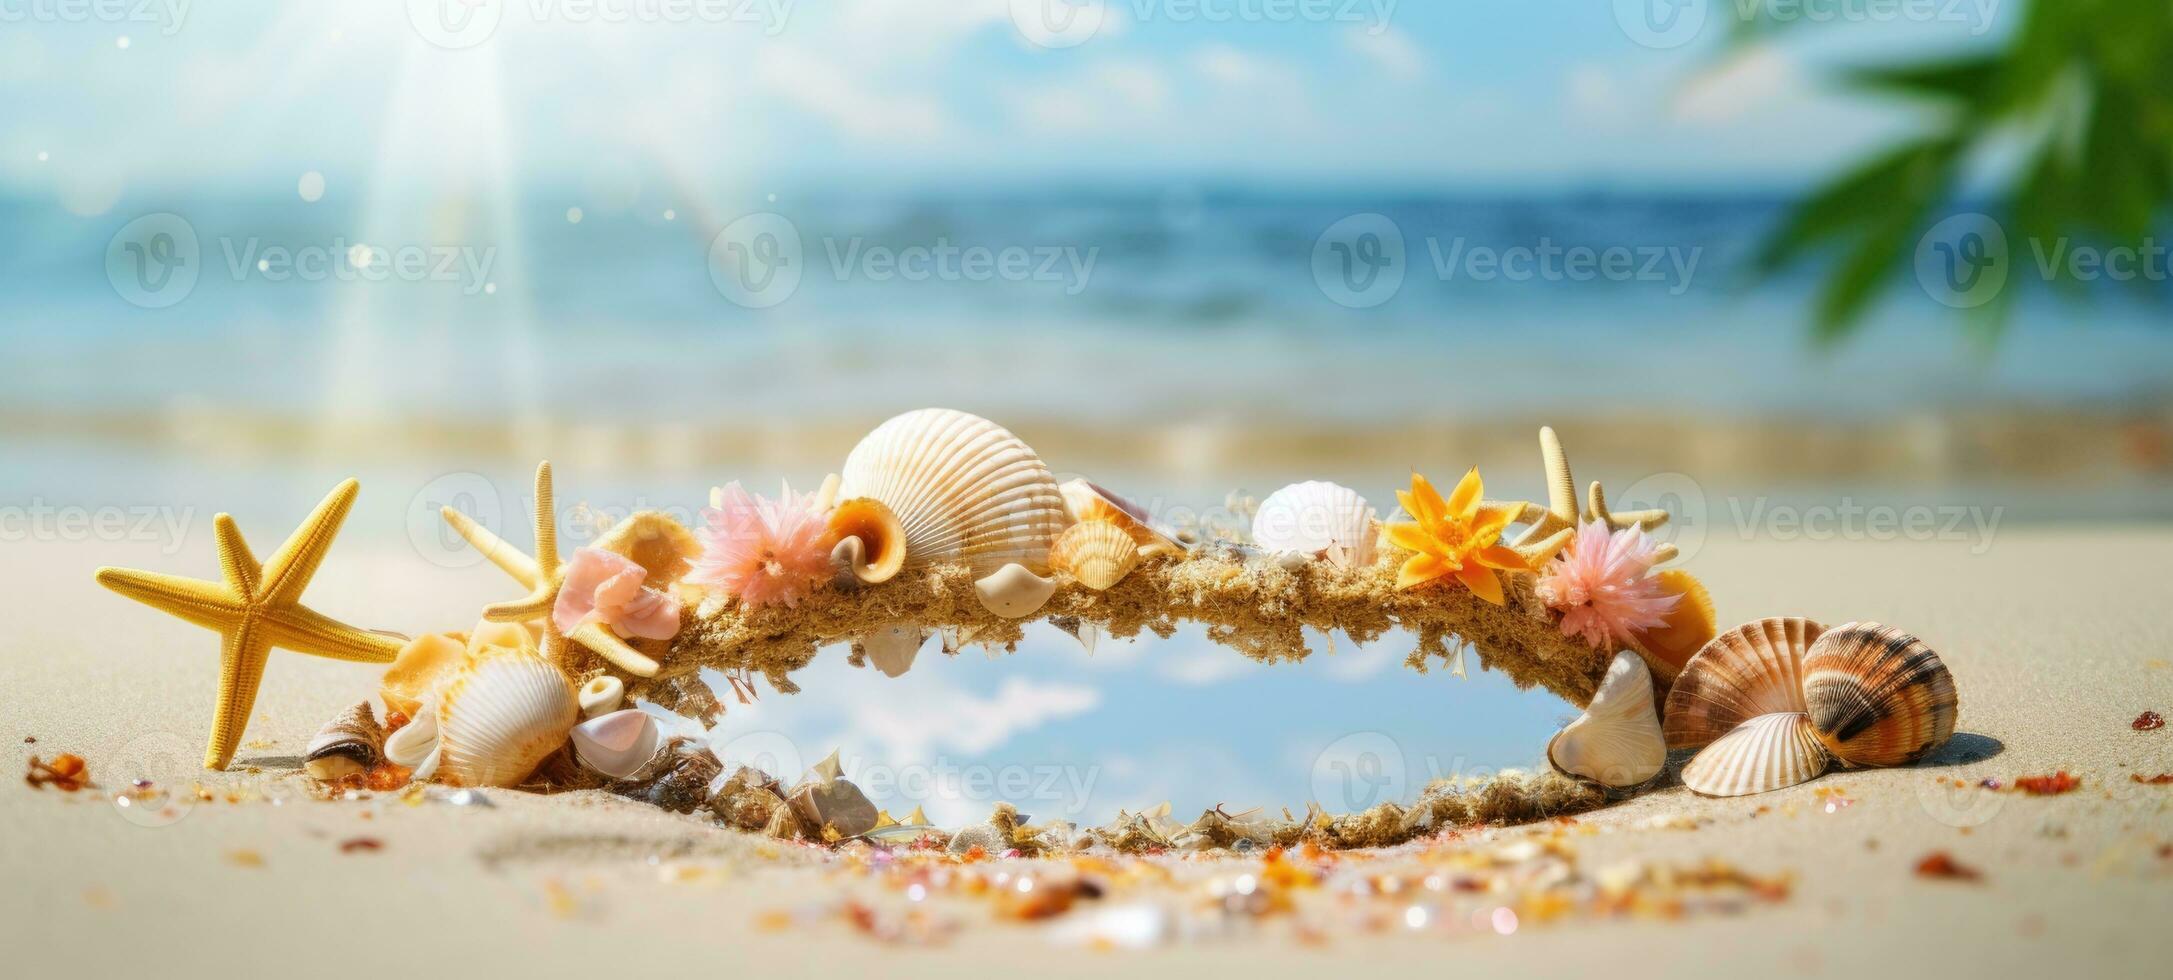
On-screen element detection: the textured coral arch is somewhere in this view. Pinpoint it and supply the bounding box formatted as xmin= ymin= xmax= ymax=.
xmin=637 ymin=548 xmax=1614 ymax=722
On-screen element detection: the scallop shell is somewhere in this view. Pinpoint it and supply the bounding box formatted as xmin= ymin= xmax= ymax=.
xmin=1662 ymin=617 xmax=1826 ymax=750
xmin=1250 ymin=481 xmax=1376 ymax=567
xmin=1803 ymin=622 xmax=1958 ymax=768
xmin=592 ymin=510 xmax=701 ymax=589
xmin=1547 ymin=651 xmax=1665 ymax=788
xmin=1049 ymin=519 xmax=1140 ymax=590
xmin=973 ymin=562 xmax=1058 ymax=618
xmin=837 ymin=408 xmax=1068 ymax=576
xmin=570 ymin=709 xmax=666 ymax=780
xmin=825 ymin=497 xmax=908 ymax=585
xmin=578 ymin=675 xmax=625 ymax=718
xmin=433 ymin=647 xmax=579 ymax=788
xmin=1059 ymin=479 xmax=1184 ymax=557
xmin=304 ymin=701 xmax=383 ymax=780
xmin=1680 ymin=711 xmax=1831 ymax=797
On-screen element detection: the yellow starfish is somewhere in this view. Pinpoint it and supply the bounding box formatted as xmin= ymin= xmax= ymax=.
xmin=1507 ymin=426 xmax=1674 ymax=564
xmin=439 ymin=461 xmax=661 ymax=677
xmin=95 ymin=480 xmax=404 ymax=770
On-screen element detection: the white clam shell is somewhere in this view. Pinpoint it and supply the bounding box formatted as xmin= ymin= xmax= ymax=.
xmin=383 ymin=699 xmax=439 ymax=767
xmin=570 ymin=709 xmax=666 ymax=780
xmin=579 ymin=675 xmax=625 ymax=718
xmin=1547 ymin=651 xmax=1666 ymax=788
xmin=837 ymin=408 xmax=1068 ymax=576
xmin=1680 ymin=711 xmax=1831 ymax=797
xmin=1251 ymin=481 xmax=1375 ymax=567
xmin=973 ymin=562 xmax=1058 ymax=618
xmin=434 ymin=648 xmax=579 ymax=788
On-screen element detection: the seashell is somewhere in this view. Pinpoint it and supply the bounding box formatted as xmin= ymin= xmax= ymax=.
xmin=1662 ymin=617 xmax=1826 ymax=750
xmin=591 ymin=510 xmax=702 ymax=589
xmin=857 ymin=624 xmax=928 ymax=678
xmin=837 ymin=408 xmax=1068 ymax=576
xmin=305 ymin=701 xmax=383 ymax=781
xmin=1048 ymin=519 xmax=1140 ymax=590
xmin=708 ymin=766 xmax=790 ymax=832
xmin=570 ymin=709 xmax=666 ymax=780
xmin=1680 ymin=712 xmax=1830 ymax=797
xmin=1058 ymin=479 xmax=1184 ymax=558
xmin=611 ymin=739 xmax=721 ymax=814
xmin=787 ymin=750 xmax=879 ymax=840
xmin=578 ymin=675 xmax=624 ymax=718
xmin=1802 ymin=622 xmax=1958 ymax=768
xmin=433 ymin=646 xmax=579 ymax=788
xmin=1547 ymin=651 xmax=1666 ymax=788
xmin=974 ymin=562 xmax=1058 ymax=618
xmin=1628 ymin=569 xmax=1718 ymax=687
xmin=1250 ymin=481 xmax=1376 ymax=567
xmin=382 ymin=698 xmax=438 ymax=770
xmin=825 ymin=497 xmax=908 ymax=585
xmin=380 ymin=631 xmax=468 ymax=720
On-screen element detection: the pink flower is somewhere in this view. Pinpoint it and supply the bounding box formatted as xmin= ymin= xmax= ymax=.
xmin=554 ymin=547 xmax=683 ymax=641
xmin=686 ymin=481 xmax=833 ymax=608
xmin=1536 ymin=520 xmax=1679 ymax=650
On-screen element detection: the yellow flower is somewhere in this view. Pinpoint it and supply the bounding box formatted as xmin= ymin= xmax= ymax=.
xmin=1382 ymin=468 xmax=1529 ymax=604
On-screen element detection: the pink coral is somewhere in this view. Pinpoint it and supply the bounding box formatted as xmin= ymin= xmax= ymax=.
xmin=686 ymin=481 xmax=833 ymax=608
xmin=554 ymin=547 xmax=683 ymax=641
xmin=1536 ymin=520 xmax=1678 ymax=650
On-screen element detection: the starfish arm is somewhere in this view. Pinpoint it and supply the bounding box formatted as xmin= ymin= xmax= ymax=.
xmin=213 ymin=515 xmax=261 ymax=597
xmin=1652 ymin=542 xmax=1680 ymax=564
xmin=206 ymin=625 xmax=272 ymax=770
xmin=531 ymin=461 xmax=559 ymax=579
xmin=441 ymin=505 xmax=543 ymax=589
xmin=95 ymin=567 xmax=244 ymax=633
xmin=1513 ymin=525 xmax=1575 ymax=565
xmin=260 ymin=479 xmax=359 ymax=606
xmin=1608 ymin=507 xmax=1670 ymax=531
xmin=1539 ymin=426 xmax=1576 ymax=521
xmin=569 ymin=621 xmax=660 ymax=677
xmin=261 ymin=605 xmax=403 ymax=663
xmin=1510 ymin=509 xmax=1573 ymax=548
xmin=483 ymin=587 xmax=557 ymax=624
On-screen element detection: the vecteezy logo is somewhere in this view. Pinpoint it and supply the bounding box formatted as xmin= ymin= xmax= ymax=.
xmin=1914 ymin=213 xmax=2008 ymax=309
xmin=708 ymin=212 xmax=804 ymax=309
xmin=1613 ymin=0 xmax=1706 ymax=49
xmin=1311 ymin=213 xmax=1405 ymax=309
xmin=407 ymin=471 xmax=504 ymax=568
xmin=1615 ymin=471 xmax=1708 ymax=563
xmin=407 ymin=0 xmax=503 ymax=50
xmin=107 ymin=731 xmax=199 ymax=828
xmin=1309 ymin=732 xmax=1407 ymax=812
xmin=1009 ymin=0 xmax=1104 ymax=49
xmin=105 ymin=213 xmax=200 ymax=309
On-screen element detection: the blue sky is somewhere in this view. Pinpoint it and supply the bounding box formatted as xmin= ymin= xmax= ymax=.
xmin=0 ymin=0 xmax=2011 ymax=206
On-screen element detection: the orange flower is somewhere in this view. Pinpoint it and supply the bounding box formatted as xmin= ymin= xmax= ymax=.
xmin=1382 ymin=468 xmax=1528 ymax=604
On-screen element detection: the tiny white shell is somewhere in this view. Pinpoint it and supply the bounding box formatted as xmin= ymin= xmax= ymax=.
xmin=570 ymin=709 xmax=665 ymax=780
xmin=973 ymin=562 xmax=1058 ymax=618
xmin=383 ymin=699 xmax=438 ymax=768
xmin=1680 ymin=711 xmax=1830 ymax=797
xmin=579 ymin=675 xmax=625 ymax=719
xmin=1547 ymin=651 xmax=1665 ymax=788
xmin=1251 ymin=481 xmax=1375 ymax=567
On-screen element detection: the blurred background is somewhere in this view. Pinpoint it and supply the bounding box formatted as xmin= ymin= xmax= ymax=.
xmin=3 ymin=1 xmax=2167 ymax=824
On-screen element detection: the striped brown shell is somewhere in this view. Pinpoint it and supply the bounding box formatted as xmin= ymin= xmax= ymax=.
xmin=1802 ymin=622 xmax=1957 ymax=767
xmin=1662 ymin=617 xmax=1826 ymax=750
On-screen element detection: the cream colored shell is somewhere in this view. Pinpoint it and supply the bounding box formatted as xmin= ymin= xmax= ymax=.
xmin=838 ymin=409 xmax=1068 ymax=576
xmin=434 ymin=647 xmax=579 ymax=788
xmin=1049 ymin=519 xmax=1141 ymax=590
xmin=1547 ymin=651 xmax=1665 ymax=788
xmin=1680 ymin=711 xmax=1830 ymax=797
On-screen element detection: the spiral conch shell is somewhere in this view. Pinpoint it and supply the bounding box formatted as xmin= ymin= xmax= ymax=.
xmin=825 ymin=497 xmax=908 ymax=585
xmin=389 ymin=643 xmax=578 ymax=788
xmin=1058 ymin=479 xmax=1184 ymax=558
xmin=1546 ymin=651 xmax=1665 ymax=788
xmin=1250 ymin=481 xmax=1375 ymax=568
xmin=1048 ymin=519 xmax=1140 ymax=591
xmin=837 ymin=409 xmax=1068 ymax=576
xmin=1802 ymin=622 xmax=1957 ymax=768
xmin=305 ymin=701 xmax=384 ymax=781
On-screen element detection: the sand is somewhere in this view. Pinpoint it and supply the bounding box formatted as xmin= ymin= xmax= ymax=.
xmin=4 ymin=529 xmax=2169 ymax=978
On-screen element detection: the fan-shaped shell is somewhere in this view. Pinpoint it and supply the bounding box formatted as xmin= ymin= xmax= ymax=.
xmin=1663 ymin=617 xmax=1825 ymax=750
xmin=435 ymin=647 xmax=579 ymax=788
xmin=825 ymin=497 xmax=908 ymax=584
xmin=837 ymin=409 xmax=1068 ymax=575
xmin=593 ymin=511 xmax=701 ymax=589
xmin=1251 ymin=481 xmax=1375 ymax=567
xmin=1059 ymin=479 xmax=1184 ymax=557
xmin=1547 ymin=651 xmax=1665 ymax=787
xmin=1680 ymin=711 xmax=1830 ymax=797
xmin=1803 ymin=622 xmax=1958 ymax=767
xmin=1049 ymin=519 xmax=1140 ymax=590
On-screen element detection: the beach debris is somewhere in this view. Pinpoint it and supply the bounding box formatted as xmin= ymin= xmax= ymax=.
xmin=1251 ymin=481 xmax=1376 ymax=569
xmin=1547 ymin=650 xmax=1666 ymax=788
xmin=1048 ymin=519 xmax=1140 ymax=590
xmin=973 ymin=563 xmax=1059 ymax=618
xmin=24 ymin=753 xmax=91 ymax=792
xmin=339 ymin=837 xmax=383 ymax=854
xmin=303 ymin=701 xmax=384 ymax=781
xmin=787 ymin=750 xmax=879 ymax=841
xmin=569 ymin=709 xmax=665 ymax=780
xmin=2131 ymin=773 xmax=2173 ymax=785
xmin=855 ymin=625 xmax=928 ymax=678
xmin=1913 ymin=851 xmax=1982 ymax=881
xmin=610 ymin=738 xmax=722 ymax=813
xmin=440 ymin=461 xmax=664 ymax=676
xmin=948 ymin=803 xmax=1033 ymax=855
xmin=1537 ymin=520 xmax=1676 ymax=651
xmin=554 ymin=547 xmax=682 ymax=642
xmin=2134 ymin=710 xmax=2165 ymax=731
xmin=1802 ymin=623 xmax=1958 ymax=767
xmin=835 ymin=408 xmax=1068 ymax=577
xmin=708 ymin=766 xmax=792 ymax=832
xmin=1681 ymin=712 xmax=1829 ymax=798
xmin=824 ymin=497 xmax=908 ymax=586
xmin=93 ymin=480 xmax=404 ymax=770
xmin=2012 ymin=772 xmax=2081 ymax=796
xmin=1058 ymin=479 xmax=1185 ymax=558
xmin=1381 ymin=468 xmax=1526 ymax=604
xmin=577 ymin=675 xmax=624 ymax=718
xmin=225 ymin=849 xmax=265 ymax=868
xmin=690 ymin=481 xmax=835 ymax=607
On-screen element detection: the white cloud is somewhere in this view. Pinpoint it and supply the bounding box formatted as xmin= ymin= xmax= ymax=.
xmin=1003 ymin=59 xmax=1172 ymax=134
xmin=1672 ymin=44 xmax=1800 ymax=124
xmin=853 ymin=674 xmax=1100 ymax=758
xmin=752 ymin=43 xmax=951 ymax=142
xmin=1193 ymin=43 xmax=1275 ymax=87
xmin=1157 ymin=648 xmax=1251 ymax=686
xmin=1565 ymin=63 xmax=1625 ymax=120
xmin=1319 ymin=634 xmax=1398 ymax=681
xmin=1344 ymin=27 xmax=1425 ymax=80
